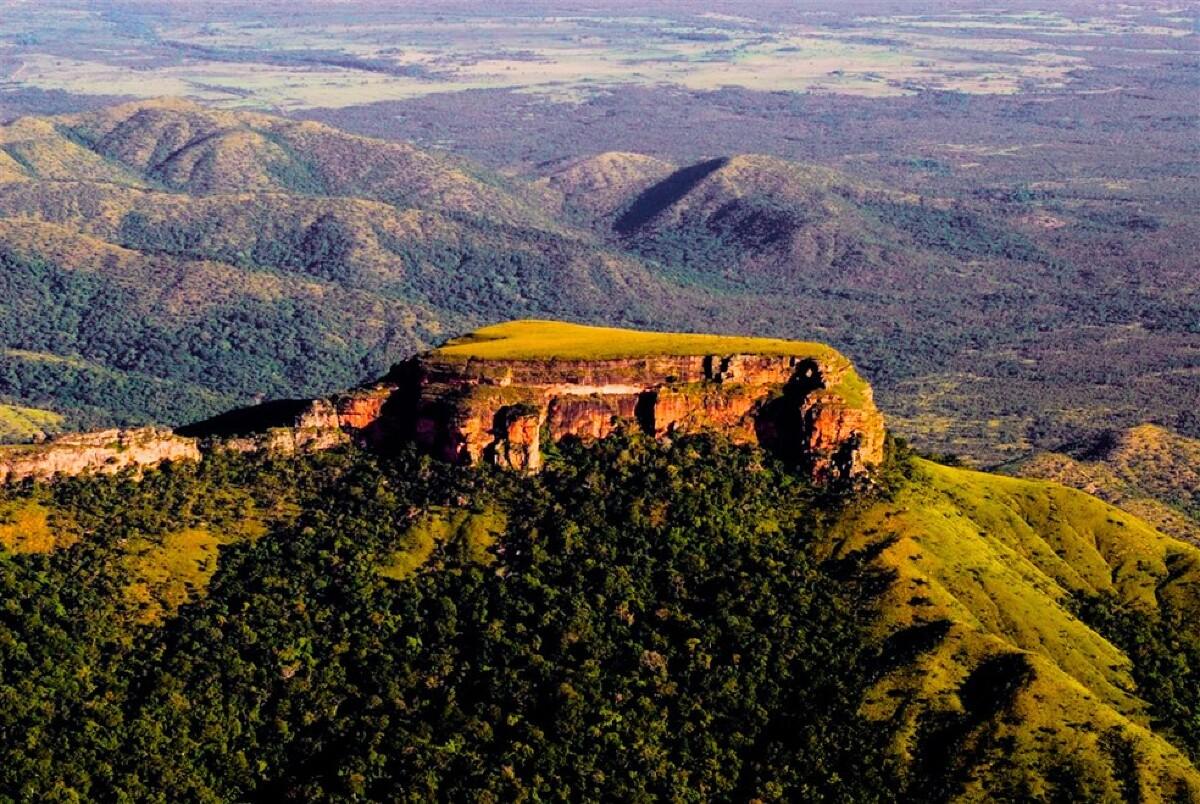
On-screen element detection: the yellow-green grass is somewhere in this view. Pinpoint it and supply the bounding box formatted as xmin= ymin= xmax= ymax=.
xmin=436 ymin=319 xmax=870 ymax=405
xmin=123 ymin=514 xmax=268 ymax=624
xmin=0 ymin=474 xmax=282 ymax=623
xmin=827 ymin=460 xmax=1200 ymax=793
xmin=3 ymin=348 xmax=93 ymax=368
xmin=379 ymin=505 xmax=505 ymax=580
xmin=0 ymin=404 xmax=63 ymax=443
xmin=0 ymin=499 xmax=76 ymax=553
xmin=1005 ymin=424 xmax=1200 ymax=547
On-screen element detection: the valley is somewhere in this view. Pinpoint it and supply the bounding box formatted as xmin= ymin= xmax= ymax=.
xmin=0 ymin=98 xmax=1195 ymax=467
xmin=0 ymin=2 xmax=1197 ymax=800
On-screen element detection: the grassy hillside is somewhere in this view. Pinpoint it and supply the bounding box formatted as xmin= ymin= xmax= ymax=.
xmin=0 ymin=404 xmax=62 ymax=442
xmin=1003 ymin=424 xmax=1200 ymax=547
xmin=828 ymin=457 xmax=1200 ymax=799
xmin=1 ymin=435 xmax=1199 ymax=799
xmin=14 ymin=99 xmax=560 ymax=228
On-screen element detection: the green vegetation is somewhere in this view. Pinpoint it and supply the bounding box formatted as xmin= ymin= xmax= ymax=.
xmin=0 ymin=498 xmax=70 ymax=553
xmin=827 ymin=457 xmax=1200 ymax=798
xmin=0 ymin=436 xmax=896 ymax=801
xmin=438 ymin=319 xmax=869 ymax=405
xmin=377 ymin=505 xmax=504 ymax=580
xmin=1 ymin=436 xmax=1199 ymax=800
xmin=863 ymin=200 xmax=1053 ymax=264
xmin=0 ymin=102 xmax=671 ymax=433
xmin=0 ymin=242 xmax=413 ymax=430
xmin=1073 ymin=593 xmax=1200 ymax=763
xmin=0 ymin=403 xmax=62 ymax=442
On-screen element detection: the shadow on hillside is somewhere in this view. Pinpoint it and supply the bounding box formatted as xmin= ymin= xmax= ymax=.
xmin=177 ymin=399 xmax=312 ymax=439
xmin=614 ymin=157 xmax=728 ymax=234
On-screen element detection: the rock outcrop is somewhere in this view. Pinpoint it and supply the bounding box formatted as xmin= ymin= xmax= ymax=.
xmin=174 ymin=385 xmax=399 ymax=456
xmin=0 ymin=427 xmax=201 ymax=484
xmin=0 ymin=321 xmax=887 ymax=487
xmin=386 ymin=347 xmax=885 ymax=483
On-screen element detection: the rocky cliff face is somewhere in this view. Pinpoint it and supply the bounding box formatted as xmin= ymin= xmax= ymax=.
xmin=208 ymin=386 xmax=398 ymax=455
xmin=0 ymin=428 xmax=201 ymax=484
xmin=379 ymin=349 xmax=886 ymax=484
xmin=0 ymin=324 xmax=887 ymax=487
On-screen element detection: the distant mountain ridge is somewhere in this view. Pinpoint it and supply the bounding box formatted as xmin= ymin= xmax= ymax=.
xmin=1005 ymin=424 xmax=1200 ymax=547
xmin=0 ymin=98 xmax=1195 ymax=471
xmin=545 ymin=149 xmax=1052 ymax=291
xmin=0 ymin=100 xmax=674 ymax=434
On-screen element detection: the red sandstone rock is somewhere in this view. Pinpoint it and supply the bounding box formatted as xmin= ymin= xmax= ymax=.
xmin=334 ymin=386 xmax=395 ymax=431
xmin=374 ymin=349 xmax=887 ymax=483
xmin=0 ymin=336 xmax=885 ymax=488
xmin=492 ymin=407 xmax=543 ymax=471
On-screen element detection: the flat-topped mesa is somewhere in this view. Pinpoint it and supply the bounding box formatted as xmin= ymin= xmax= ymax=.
xmin=0 ymin=322 xmax=885 ymax=486
xmin=386 ymin=320 xmax=886 ymax=483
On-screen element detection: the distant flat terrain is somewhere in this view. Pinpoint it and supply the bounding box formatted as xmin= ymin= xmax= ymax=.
xmin=5 ymin=1 xmax=1188 ymax=111
xmin=0 ymin=1 xmax=1196 ymax=464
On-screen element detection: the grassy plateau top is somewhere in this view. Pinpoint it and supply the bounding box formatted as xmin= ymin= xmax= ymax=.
xmin=433 ymin=320 xmax=870 ymax=404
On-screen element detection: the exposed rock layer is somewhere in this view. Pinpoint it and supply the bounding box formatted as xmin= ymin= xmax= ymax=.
xmin=391 ymin=350 xmax=886 ymax=483
xmin=0 ymin=428 xmax=201 ymax=484
xmin=0 ymin=339 xmax=885 ymax=486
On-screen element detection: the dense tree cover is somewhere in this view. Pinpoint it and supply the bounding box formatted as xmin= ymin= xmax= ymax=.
xmin=0 ymin=246 xmax=393 ymax=434
xmin=862 ymin=201 xmax=1053 ymax=265
xmin=1073 ymin=594 xmax=1200 ymax=763
xmin=0 ymin=436 xmax=902 ymax=801
xmin=3 ymin=436 xmax=1200 ymax=800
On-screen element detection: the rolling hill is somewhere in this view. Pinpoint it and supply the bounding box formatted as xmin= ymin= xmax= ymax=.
xmin=0 ymin=99 xmax=1196 ymax=470
xmin=0 ymin=99 xmax=674 ymax=435
xmin=547 ymin=151 xmax=1053 ymax=291
xmin=828 ymin=457 xmax=1200 ymax=800
xmin=1004 ymin=424 xmax=1200 ymax=547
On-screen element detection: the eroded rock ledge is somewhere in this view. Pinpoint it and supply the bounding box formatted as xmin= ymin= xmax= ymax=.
xmin=1 ymin=321 xmax=886 ymax=486
xmin=0 ymin=428 xmax=200 ymax=484
xmin=391 ymin=347 xmax=885 ymax=483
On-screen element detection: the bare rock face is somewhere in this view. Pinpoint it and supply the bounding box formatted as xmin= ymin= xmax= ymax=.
xmin=0 ymin=427 xmax=201 ymax=484
xmin=492 ymin=406 xmax=542 ymax=472
xmin=184 ymin=386 xmax=400 ymax=457
xmin=357 ymin=348 xmax=887 ymax=484
xmin=0 ymin=324 xmax=885 ymax=488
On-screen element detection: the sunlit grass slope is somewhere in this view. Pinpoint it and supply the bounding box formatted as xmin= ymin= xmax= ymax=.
xmin=436 ymin=319 xmax=869 ymax=402
xmin=829 ymin=458 xmax=1200 ymax=798
xmin=377 ymin=505 xmax=504 ymax=581
xmin=0 ymin=499 xmax=75 ymax=553
xmin=123 ymin=516 xmax=270 ymax=625
xmin=0 ymin=404 xmax=62 ymax=443
xmin=1007 ymin=424 xmax=1200 ymax=547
